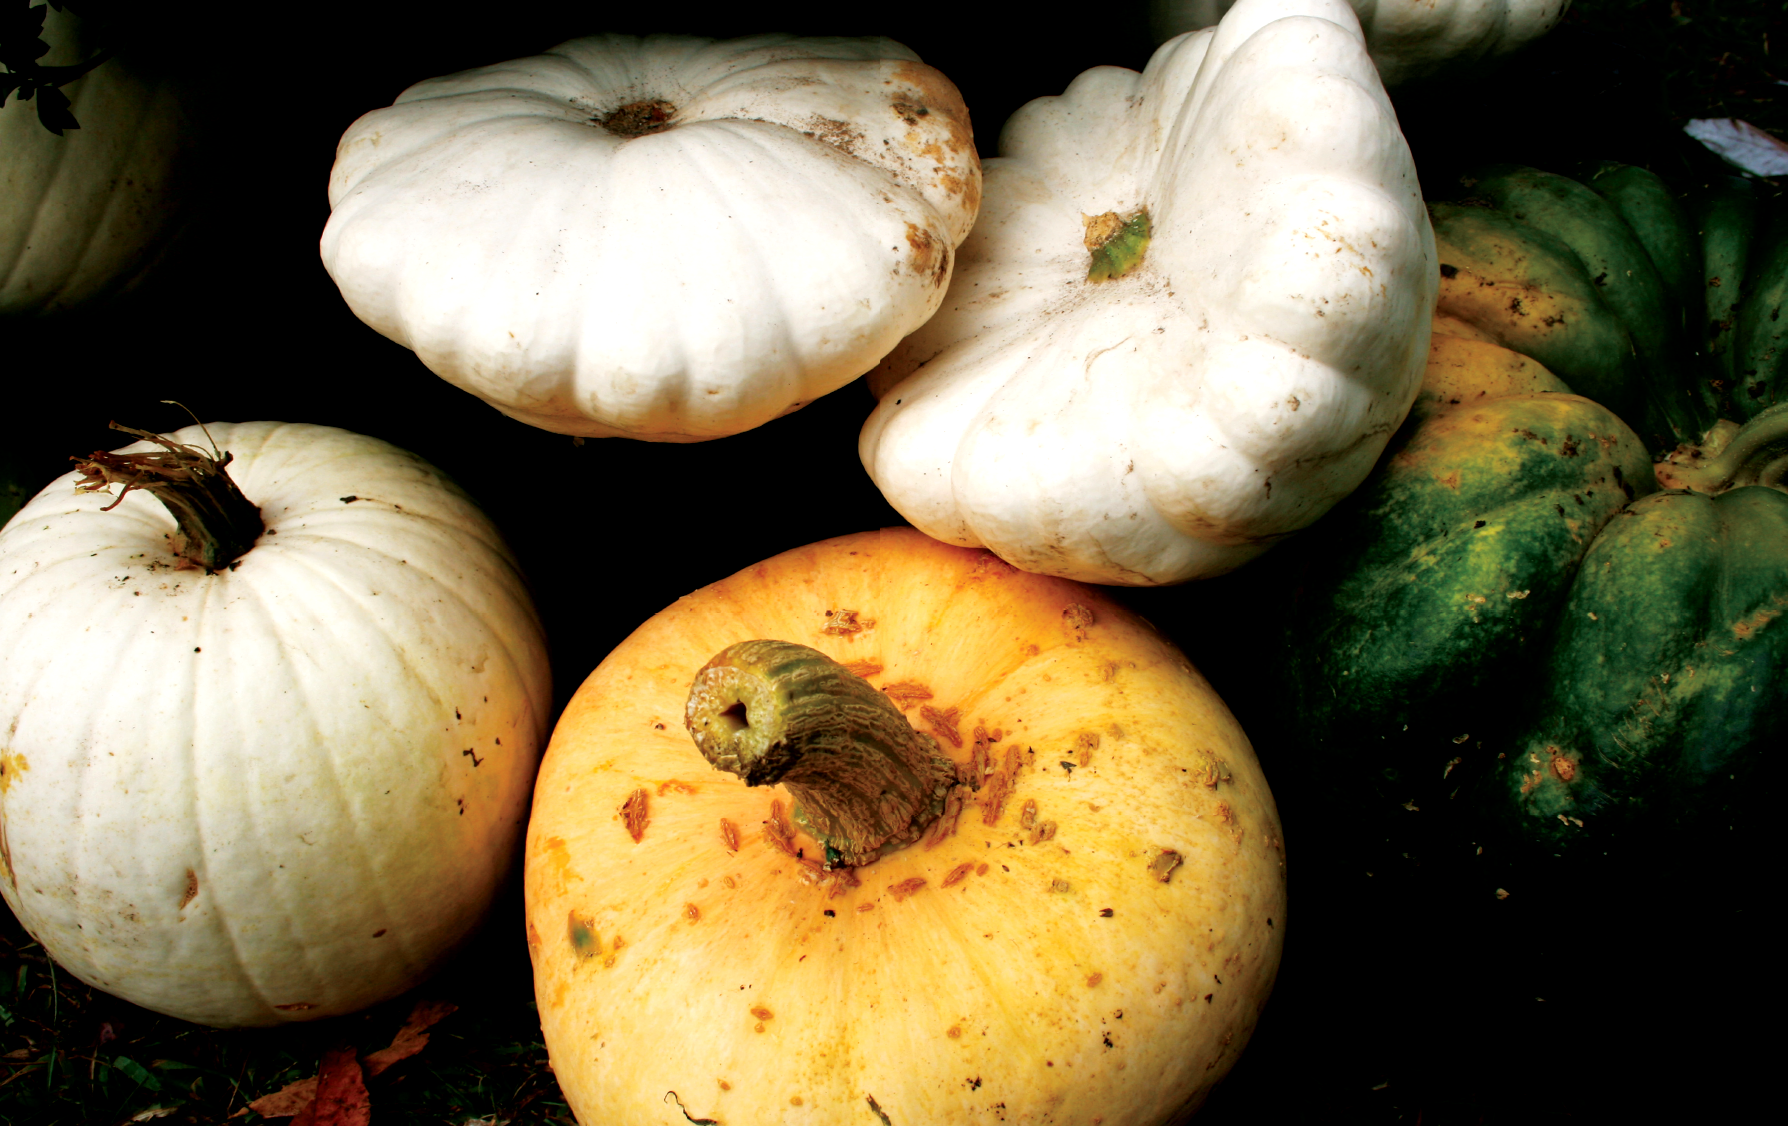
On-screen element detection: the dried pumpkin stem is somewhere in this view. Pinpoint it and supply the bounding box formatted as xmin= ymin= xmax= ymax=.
xmin=685 ymin=640 xmax=958 ymax=868
xmin=71 ymin=423 xmax=263 ymax=573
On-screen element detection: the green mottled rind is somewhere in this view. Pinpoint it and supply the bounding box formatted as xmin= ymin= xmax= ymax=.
xmin=1429 ymin=202 xmax=1644 ymax=426
xmin=1578 ymin=161 xmax=1703 ymax=343
xmin=1465 ymin=165 xmax=1716 ymax=449
xmin=1086 ymin=211 xmax=1150 ymax=283
xmin=1284 ymin=394 xmax=1657 ymax=793
xmin=1490 ymin=486 xmax=1787 ymax=854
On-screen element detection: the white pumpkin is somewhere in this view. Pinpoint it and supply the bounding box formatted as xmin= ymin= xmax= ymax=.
xmin=859 ymin=0 xmax=1437 ymax=586
xmin=0 ymin=422 xmax=551 ymax=1027
xmin=1 ymin=3 xmax=191 ymax=314
xmin=320 ymin=34 xmax=981 ymax=442
xmin=1149 ymin=0 xmax=1570 ymax=86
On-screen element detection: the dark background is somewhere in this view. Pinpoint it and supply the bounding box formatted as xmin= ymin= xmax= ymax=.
xmin=2 ymin=2 xmax=1783 ymax=1122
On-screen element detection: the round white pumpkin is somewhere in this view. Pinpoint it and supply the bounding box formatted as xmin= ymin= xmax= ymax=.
xmin=320 ymin=34 xmax=981 ymax=442
xmin=1149 ymin=0 xmax=1570 ymax=86
xmin=859 ymin=0 xmax=1437 ymax=585
xmin=1 ymin=3 xmax=191 ymax=314
xmin=0 ymin=421 xmax=551 ymax=1027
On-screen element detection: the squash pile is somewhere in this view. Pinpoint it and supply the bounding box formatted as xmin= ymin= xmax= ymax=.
xmin=1 ymin=0 xmax=1785 ymax=1121
xmin=1268 ymin=161 xmax=1786 ymax=871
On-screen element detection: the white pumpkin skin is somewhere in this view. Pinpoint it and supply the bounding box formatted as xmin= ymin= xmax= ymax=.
xmin=0 ymin=422 xmax=551 ymax=1027
xmin=860 ymin=0 xmax=1437 ymax=586
xmin=1149 ymin=0 xmax=1571 ymax=86
xmin=1 ymin=4 xmax=191 ymax=314
xmin=321 ymin=34 xmax=981 ymax=442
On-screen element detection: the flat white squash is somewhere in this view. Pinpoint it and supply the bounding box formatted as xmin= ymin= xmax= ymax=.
xmin=321 ymin=34 xmax=981 ymax=442
xmin=860 ymin=0 xmax=1437 ymax=585
xmin=1150 ymin=0 xmax=1571 ymax=86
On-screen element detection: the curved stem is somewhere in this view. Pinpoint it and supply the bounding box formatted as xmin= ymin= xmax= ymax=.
xmin=685 ymin=640 xmax=958 ymax=868
xmin=1655 ymin=403 xmax=1789 ymax=495
xmin=71 ymin=423 xmax=263 ymax=572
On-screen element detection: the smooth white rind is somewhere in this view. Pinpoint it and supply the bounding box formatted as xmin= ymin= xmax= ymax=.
xmin=321 ymin=34 xmax=981 ymax=441
xmin=860 ymin=0 xmax=1436 ymax=585
xmin=1150 ymin=0 xmax=1572 ymax=86
xmin=0 ymin=423 xmax=551 ymax=1027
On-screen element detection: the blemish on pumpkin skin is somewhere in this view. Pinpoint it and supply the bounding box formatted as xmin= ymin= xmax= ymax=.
xmin=178 ymin=869 xmax=198 ymax=910
xmin=889 ymin=876 xmax=927 ymax=901
xmin=1063 ymin=604 xmax=1095 ymax=641
xmin=921 ymin=705 xmax=962 ymax=748
xmin=0 ymin=749 xmax=28 ymax=794
xmin=568 ymin=912 xmax=599 ymax=961
xmin=843 ymin=658 xmax=884 ymax=679
xmin=882 ymin=681 xmax=933 ymax=710
xmin=823 ymin=608 xmax=873 ymax=637
xmin=618 ymin=789 xmax=649 ymax=842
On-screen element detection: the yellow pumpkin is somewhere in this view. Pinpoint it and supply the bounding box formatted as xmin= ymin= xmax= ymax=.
xmin=524 ymin=528 xmax=1285 ymax=1124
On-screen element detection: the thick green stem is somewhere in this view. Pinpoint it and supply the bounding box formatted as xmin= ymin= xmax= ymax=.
xmin=1655 ymin=403 xmax=1789 ymax=495
xmin=71 ymin=423 xmax=263 ymax=573
xmin=685 ymin=640 xmax=958 ymax=868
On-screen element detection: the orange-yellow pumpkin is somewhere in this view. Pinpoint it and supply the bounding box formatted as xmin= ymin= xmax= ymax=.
xmin=524 ymin=528 xmax=1285 ymax=1124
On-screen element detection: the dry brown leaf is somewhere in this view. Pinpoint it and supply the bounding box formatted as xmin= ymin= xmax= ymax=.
xmin=363 ymin=999 xmax=459 ymax=1078
xmin=291 ymin=1046 xmax=369 ymax=1126
xmin=245 ymin=1077 xmax=319 ymax=1118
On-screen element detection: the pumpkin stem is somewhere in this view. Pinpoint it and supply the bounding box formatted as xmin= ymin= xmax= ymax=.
xmin=71 ymin=423 xmax=264 ymax=573
xmin=685 ymin=640 xmax=958 ymax=868
xmin=1653 ymin=402 xmax=1788 ymax=495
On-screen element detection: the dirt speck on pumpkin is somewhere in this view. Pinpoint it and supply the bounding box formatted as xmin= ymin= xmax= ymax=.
xmin=1149 ymin=849 xmax=1184 ymax=883
xmin=980 ymin=746 xmax=1022 ymax=826
xmin=823 ymin=608 xmax=874 ymax=637
xmin=924 ymin=786 xmax=967 ymax=848
xmin=883 ymin=681 xmax=933 ymax=710
xmin=1063 ymin=604 xmax=1095 ymax=641
xmin=765 ymin=800 xmax=798 ymax=857
xmin=619 ymin=788 xmax=649 ymax=843
xmin=599 ymin=99 xmax=677 ymax=137
xmin=921 ymin=705 xmax=963 ymax=748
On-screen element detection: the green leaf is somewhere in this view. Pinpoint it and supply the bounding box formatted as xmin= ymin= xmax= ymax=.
xmin=113 ymin=1056 xmax=162 ymax=1092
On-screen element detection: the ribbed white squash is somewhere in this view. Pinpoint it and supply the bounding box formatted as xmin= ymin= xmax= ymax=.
xmin=0 ymin=4 xmax=191 ymax=314
xmin=1150 ymin=0 xmax=1570 ymax=86
xmin=860 ymin=0 xmax=1436 ymax=585
xmin=321 ymin=34 xmax=981 ymax=442
xmin=0 ymin=422 xmax=551 ymax=1027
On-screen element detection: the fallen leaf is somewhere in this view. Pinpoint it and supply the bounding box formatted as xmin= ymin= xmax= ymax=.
xmin=245 ymin=1077 xmax=319 ymax=1118
xmin=127 ymin=1107 xmax=181 ymax=1122
xmin=363 ymin=999 xmax=458 ymax=1078
xmin=291 ymin=1046 xmax=369 ymax=1126
xmin=1683 ymin=118 xmax=1789 ymax=177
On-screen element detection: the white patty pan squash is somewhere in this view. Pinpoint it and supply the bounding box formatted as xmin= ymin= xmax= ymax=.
xmin=526 ymin=528 xmax=1286 ymax=1126
xmin=321 ymin=34 xmax=981 ymax=442
xmin=0 ymin=422 xmax=551 ymax=1027
xmin=859 ymin=0 xmax=1436 ymax=585
xmin=2 ymin=3 xmax=192 ymax=314
xmin=1150 ymin=0 xmax=1570 ymax=87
